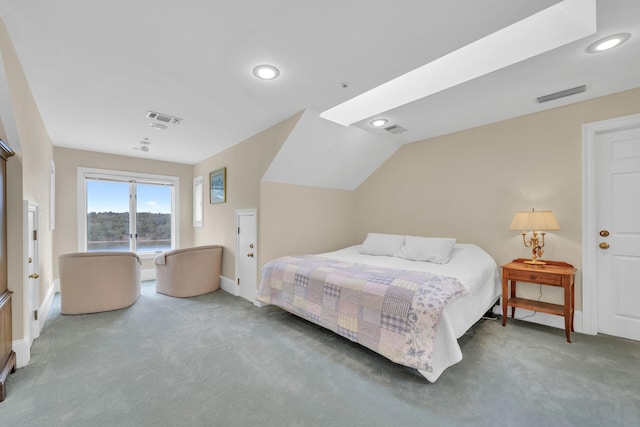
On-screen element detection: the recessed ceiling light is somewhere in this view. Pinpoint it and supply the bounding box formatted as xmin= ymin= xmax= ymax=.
xmin=253 ymin=64 xmax=280 ymax=80
xmin=586 ymin=33 xmax=631 ymax=53
xmin=370 ymin=119 xmax=388 ymax=127
xmin=149 ymin=123 xmax=168 ymax=130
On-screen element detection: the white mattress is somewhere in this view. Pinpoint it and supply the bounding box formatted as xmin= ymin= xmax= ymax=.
xmin=319 ymin=243 xmax=501 ymax=381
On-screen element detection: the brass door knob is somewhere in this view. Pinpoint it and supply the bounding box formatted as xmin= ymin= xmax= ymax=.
xmin=599 ymin=230 xmax=610 ymax=237
xmin=29 ymin=273 xmax=40 ymax=279
xmin=247 ymin=252 xmax=254 ymax=257
xmin=599 ymin=242 xmax=610 ymax=249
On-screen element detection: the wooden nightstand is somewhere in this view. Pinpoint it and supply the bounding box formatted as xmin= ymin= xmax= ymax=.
xmin=501 ymin=258 xmax=577 ymax=342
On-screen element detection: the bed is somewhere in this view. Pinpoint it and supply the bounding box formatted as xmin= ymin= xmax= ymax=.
xmin=256 ymin=235 xmax=500 ymax=382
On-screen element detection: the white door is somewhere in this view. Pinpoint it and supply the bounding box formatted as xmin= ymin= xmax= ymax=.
xmin=236 ymin=209 xmax=257 ymax=304
xmin=27 ymin=203 xmax=40 ymax=344
xmin=595 ymin=125 xmax=640 ymax=341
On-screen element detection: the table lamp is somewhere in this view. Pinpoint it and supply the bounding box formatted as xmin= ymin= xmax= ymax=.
xmin=510 ymin=209 xmax=560 ymax=265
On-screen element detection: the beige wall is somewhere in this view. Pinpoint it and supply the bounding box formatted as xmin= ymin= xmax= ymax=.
xmin=192 ymin=113 xmax=301 ymax=279
xmin=1 ymin=18 xmax=55 ymax=342
xmin=53 ymin=147 xmax=194 ymax=274
xmin=355 ymin=87 xmax=640 ymax=309
xmin=260 ymin=181 xmax=357 ymax=266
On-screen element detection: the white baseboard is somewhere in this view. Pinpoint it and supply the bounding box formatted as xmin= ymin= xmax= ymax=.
xmin=13 ymin=338 xmax=30 ymax=368
xmin=141 ymin=268 xmax=155 ymax=282
xmin=37 ymin=280 xmax=56 ymax=335
xmin=493 ymin=304 xmax=584 ymax=334
xmin=220 ymin=276 xmax=264 ymax=307
xmin=220 ymin=275 xmax=238 ymax=296
xmin=14 ymin=279 xmax=58 ymax=368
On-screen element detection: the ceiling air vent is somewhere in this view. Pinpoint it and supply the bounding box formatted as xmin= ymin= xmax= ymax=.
xmin=384 ymin=124 xmax=408 ymax=134
xmin=536 ymin=85 xmax=586 ymax=103
xmin=146 ymin=111 xmax=182 ymax=125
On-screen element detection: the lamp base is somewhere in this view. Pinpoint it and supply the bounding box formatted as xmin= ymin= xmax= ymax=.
xmin=524 ymin=259 xmax=546 ymax=265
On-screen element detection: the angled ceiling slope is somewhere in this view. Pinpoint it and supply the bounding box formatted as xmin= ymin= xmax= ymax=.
xmin=262 ymin=110 xmax=400 ymax=191
xmin=320 ymin=0 xmax=597 ymax=126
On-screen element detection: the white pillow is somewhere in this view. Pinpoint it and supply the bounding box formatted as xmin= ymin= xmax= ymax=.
xmin=359 ymin=233 xmax=406 ymax=257
xmin=396 ymin=236 xmax=457 ymax=264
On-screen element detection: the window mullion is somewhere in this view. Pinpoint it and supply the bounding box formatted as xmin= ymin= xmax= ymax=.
xmin=130 ymin=181 xmax=137 ymax=252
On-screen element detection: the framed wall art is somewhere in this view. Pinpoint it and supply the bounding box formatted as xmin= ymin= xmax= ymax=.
xmin=209 ymin=167 xmax=226 ymax=204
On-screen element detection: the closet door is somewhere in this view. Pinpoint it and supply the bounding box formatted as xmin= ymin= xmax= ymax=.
xmin=0 ymin=140 xmax=15 ymax=402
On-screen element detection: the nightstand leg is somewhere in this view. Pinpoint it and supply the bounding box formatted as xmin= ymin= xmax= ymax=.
xmin=564 ymin=277 xmax=572 ymax=343
xmin=510 ymin=280 xmax=516 ymax=319
xmin=571 ymin=281 xmax=575 ymax=332
xmin=502 ymin=275 xmax=508 ymax=326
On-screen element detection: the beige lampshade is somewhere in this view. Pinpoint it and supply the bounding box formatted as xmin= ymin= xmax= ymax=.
xmin=510 ymin=210 xmax=560 ymax=231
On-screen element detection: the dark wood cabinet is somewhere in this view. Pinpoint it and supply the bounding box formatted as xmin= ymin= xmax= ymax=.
xmin=0 ymin=140 xmax=15 ymax=402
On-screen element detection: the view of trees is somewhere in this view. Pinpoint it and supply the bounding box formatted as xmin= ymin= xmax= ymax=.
xmin=88 ymin=211 xmax=170 ymax=242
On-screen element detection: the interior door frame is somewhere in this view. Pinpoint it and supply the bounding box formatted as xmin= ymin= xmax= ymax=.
xmin=24 ymin=201 xmax=39 ymax=347
xmin=582 ymin=113 xmax=640 ymax=336
xmin=235 ymin=208 xmax=258 ymax=303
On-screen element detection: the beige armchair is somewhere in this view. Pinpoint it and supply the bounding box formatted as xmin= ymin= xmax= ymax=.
xmin=58 ymin=251 xmax=141 ymax=315
xmin=154 ymin=245 xmax=223 ymax=297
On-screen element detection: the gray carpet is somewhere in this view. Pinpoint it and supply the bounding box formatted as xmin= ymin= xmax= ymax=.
xmin=0 ymin=281 xmax=638 ymax=427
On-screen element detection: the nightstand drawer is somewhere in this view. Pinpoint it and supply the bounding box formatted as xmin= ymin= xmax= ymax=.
xmin=507 ymin=269 xmax=562 ymax=285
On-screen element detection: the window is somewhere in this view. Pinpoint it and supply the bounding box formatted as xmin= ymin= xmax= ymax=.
xmin=193 ymin=175 xmax=203 ymax=227
xmin=78 ymin=168 xmax=179 ymax=254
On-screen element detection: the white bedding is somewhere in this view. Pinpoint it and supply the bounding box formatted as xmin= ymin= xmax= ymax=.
xmin=318 ymin=243 xmax=501 ymax=382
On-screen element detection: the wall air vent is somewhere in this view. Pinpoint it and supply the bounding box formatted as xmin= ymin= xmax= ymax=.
xmin=384 ymin=124 xmax=408 ymax=134
xmin=146 ymin=111 xmax=182 ymax=125
xmin=536 ymin=85 xmax=586 ymax=104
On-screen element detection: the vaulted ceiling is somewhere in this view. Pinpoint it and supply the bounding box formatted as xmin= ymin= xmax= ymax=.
xmin=0 ymin=0 xmax=638 ymax=165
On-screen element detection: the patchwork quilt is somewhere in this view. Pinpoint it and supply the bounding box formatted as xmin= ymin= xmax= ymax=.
xmin=256 ymin=255 xmax=466 ymax=372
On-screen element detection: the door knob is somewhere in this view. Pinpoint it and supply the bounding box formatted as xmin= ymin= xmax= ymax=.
xmin=247 ymin=252 xmax=254 ymax=257
xmin=29 ymin=273 xmax=40 ymax=279
xmin=249 ymin=244 xmax=254 ymax=249
xmin=599 ymin=230 xmax=609 ymax=237
xmin=599 ymin=242 xmax=610 ymax=249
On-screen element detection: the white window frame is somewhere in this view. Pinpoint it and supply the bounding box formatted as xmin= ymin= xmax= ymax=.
xmin=77 ymin=167 xmax=180 ymax=255
xmin=193 ymin=175 xmax=204 ymax=228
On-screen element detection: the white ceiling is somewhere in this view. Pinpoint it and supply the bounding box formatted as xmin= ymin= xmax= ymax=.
xmin=0 ymin=0 xmax=638 ymax=165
